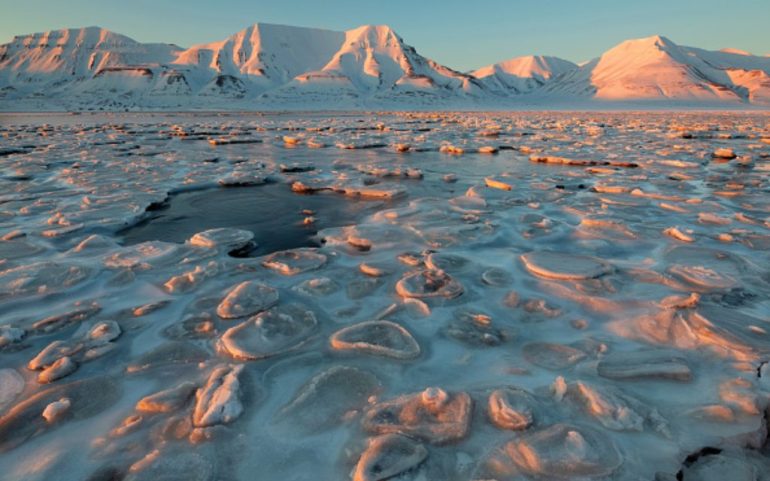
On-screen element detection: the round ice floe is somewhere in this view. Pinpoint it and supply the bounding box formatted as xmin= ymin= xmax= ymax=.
xmin=362 ymin=388 xmax=472 ymax=445
xmin=216 ymin=281 xmax=279 ymax=319
xmin=424 ymin=252 xmax=469 ymax=272
xmin=192 ymin=365 xmax=244 ymax=427
xmin=127 ymin=341 xmax=210 ymax=372
xmin=292 ymin=277 xmax=339 ymax=297
xmin=395 ymin=269 xmax=464 ymax=300
xmin=481 ymin=267 xmax=511 ymax=286
xmin=597 ymin=350 xmax=692 ymax=382
xmin=478 ymin=423 xmax=622 ymax=480
xmin=0 ymin=376 xmax=121 ymax=453
xmin=104 ymin=241 xmax=180 ymax=269
xmin=564 ymin=381 xmax=647 ymax=432
xmin=0 ymin=239 xmax=44 ymax=261
xmin=520 ymin=251 xmax=612 ymax=281
xmin=330 ymin=320 xmax=420 ymax=360
xmin=218 ymin=304 xmax=318 ymax=360
xmin=189 ymin=228 xmax=255 ymax=252
xmin=277 ymin=366 xmax=381 ymax=434
xmin=522 ymin=343 xmax=587 ymax=370
xmin=444 ymin=309 xmax=509 ymax=346
xmin=353 ymin=434 xmax=428 ymax=481
xmin=663 ymin=246 xmax=741 ymax=290
xmin=668 ymin=265 xmax=737 ymax=290
xmin=488 ymin=388 xmax=537 ymax=431
xmin=262 ymin=248 xmax=327 ymax=275
xmin=0 ymin=262 xmax=91 ymax=300
xmin=0 ymin=369 xmax=24 ymax=411
xmin=125 ymin=449 xmax=216 ymax=481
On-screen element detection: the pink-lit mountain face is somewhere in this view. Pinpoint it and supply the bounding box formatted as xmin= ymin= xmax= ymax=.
xmin=1 ymin=25 xmax=768 ymax=110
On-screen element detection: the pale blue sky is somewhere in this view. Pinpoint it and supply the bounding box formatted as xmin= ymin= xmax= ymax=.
xmin=1 ymin=0 xmax=768 ymax=70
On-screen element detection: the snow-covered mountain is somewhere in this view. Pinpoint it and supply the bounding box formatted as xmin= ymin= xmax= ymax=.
xmin=472 ymin=55 xmax=577 ymax=94
xmin=544 ymin=35 xmax=770 ymax=104
xmin=264 ymin=25 xmax=484 ymax=108
xmin=1 ymin=26 xmax=768 ymax=110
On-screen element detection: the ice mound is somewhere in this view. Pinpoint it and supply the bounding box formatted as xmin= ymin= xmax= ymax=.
xmin=395 ymin=269 xmax=464 ymax=300
xmin=362 ymin=388 xmax=472 ymax=444
xmin=189 ymin=228 xmax=255 ymax=252
xmin=28 ymin=321 xmax=122 ymax=383
xmin=488 ymin=387 xmax=538 ymax=431
xmin=193 ymin=364 xmax=244 ymax=427
xmin=352 ymin=433 xmax=427 ymax=481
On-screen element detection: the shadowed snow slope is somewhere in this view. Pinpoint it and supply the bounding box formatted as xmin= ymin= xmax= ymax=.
xmin=1 ymin=27 xmax=769 ymax=109
xmin=473 ymin=55 xmax=578 ymax=94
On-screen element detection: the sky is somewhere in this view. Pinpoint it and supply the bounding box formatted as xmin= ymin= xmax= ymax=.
xmin=1 ymin=0 xmax=768 ymax=71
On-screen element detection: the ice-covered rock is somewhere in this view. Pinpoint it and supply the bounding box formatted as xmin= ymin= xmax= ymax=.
xmin=192 ymin=365 xmax=244 ymax=427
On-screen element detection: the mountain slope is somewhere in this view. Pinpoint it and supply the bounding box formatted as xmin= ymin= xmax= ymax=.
xmin=0 ymin=27 xmax=180 ymax=97
xmin=473 ymin=55 xmax=577 ymax=93
xmin=171 ymin=23 xmax=345 ymax=94
xmin=544 ymin=35 xmax=769 ymax=103
xmin=263 ymin=25 xmax=485 ymax=107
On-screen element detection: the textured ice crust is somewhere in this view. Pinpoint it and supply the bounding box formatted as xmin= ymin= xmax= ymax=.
xmin=0 ymin=111 xmax=769 ymax=480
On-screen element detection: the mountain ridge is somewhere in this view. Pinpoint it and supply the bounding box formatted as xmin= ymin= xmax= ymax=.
xmin=1 ymin=25 xmax=768 ymax=110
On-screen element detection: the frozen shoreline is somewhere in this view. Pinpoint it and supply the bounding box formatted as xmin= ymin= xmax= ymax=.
xmin=0 ymin=111 xmax=769 ymax=480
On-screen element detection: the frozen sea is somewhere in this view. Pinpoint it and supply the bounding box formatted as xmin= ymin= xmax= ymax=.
xmin=0 ymin=111 xmax=769 ymax=480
